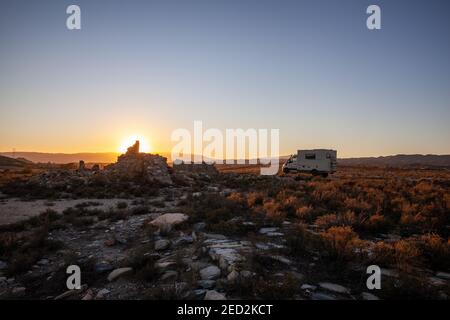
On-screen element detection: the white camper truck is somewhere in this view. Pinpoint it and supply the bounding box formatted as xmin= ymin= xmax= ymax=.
xmin=282 ymin=149 xmax=337 ymax=177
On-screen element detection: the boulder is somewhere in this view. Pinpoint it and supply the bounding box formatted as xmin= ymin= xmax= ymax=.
xmin=311 ymin=292 xmax=337 ymax=300
xmin=11 ymin=287 xmax=26 ymax=297
xmin=0 ymin=261 xmax=7 ymax=270
xmin=107 ymin=267 xmax=133 ymax=282
xmin=204 ymin=290 xmax=226 ymax=300
xmin=300 ymin=284 xmax=317 ymax=291
xmin=154 ymin=239 xmax=171 ymax=251
xmin=95 ymin=288 xmax=111 ymax=299
xmin=227 ymin=270 xmax=239 ymax=283
xmin=197 ymin=280 xmax=216 ymax=289
xmin=150 ymin=213 xmax=188 ymax=229
xmin=436 ymin=272 xmax=450 ymax=280
xmin=95 ymin=262 xmax=114 ymax=273
xmin=361 ymin=292 xmax=380 ymax=300
xmin=161 ymin=270 xmax=178 ymax=282
xmin=200 ymin=265 xmax=221 ymax=280
xmin=318 ymin=282 xmax=350 ymax=295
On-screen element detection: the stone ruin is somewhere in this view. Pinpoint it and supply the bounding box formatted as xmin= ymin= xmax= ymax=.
xmin=104 ymin=140 xmax=172 ymax=185
xmin=171 ymin=161 xmax=218 ymax=185
xmin=78 ymin=160 xmax=85 ymax=172
xmin=126 ymin=140 xmax=140 ymax=154
xmin=23 ymin=140 xmax=226 ymax=190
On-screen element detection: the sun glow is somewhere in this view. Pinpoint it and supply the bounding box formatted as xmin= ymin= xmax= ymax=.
xmin=118 ymin=135 xmax=151 ymax=153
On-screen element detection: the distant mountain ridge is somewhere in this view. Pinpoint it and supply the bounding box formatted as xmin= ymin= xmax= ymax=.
xmin=1 ymin=152 xmax=450 ymax=168
xmin=338 ymin=154 xmax=450 ymax=168
xmin=0 ymin=155 xmax=32 ymax=167
xmin=0 ymin=152 xmax=120 ymax=164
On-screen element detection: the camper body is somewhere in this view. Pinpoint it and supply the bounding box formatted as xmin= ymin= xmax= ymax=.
xmin=282 ymin=149 xmax=337 ymax=177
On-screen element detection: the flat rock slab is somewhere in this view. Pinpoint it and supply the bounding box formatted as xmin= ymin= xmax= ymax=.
xmin=0 ymin=198 xmax=134 ymax=226
xmin=259 ymin=227 xmax=279 ymax=234
xmin=311 ymin=292 xmax=337 ymax=300
xmin=204 ymin=238 xmax=251 ymax=270
xmin=361 ymin=292 xmax=380 ymax=300
xmin=107 ymin=267 xmax=133 ymax=282
xmin=204 ymin=290 xmax=227 ymax=300
xmin=436 ymin=272 xmax=450 ymax=280
xmin=318 ymin=282 xmax=350 ymax=294
xmin=150 ymin=213 xmax=188 ymax=227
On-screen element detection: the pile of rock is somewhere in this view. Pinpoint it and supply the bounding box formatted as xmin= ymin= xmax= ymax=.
xmin=28 ymin=169 xmax=89 ymax=189
xmin=104 ymin=141 xmax=172 ymax=185
xmin=23 ymin=141 xmax=173 ymax=190
xmin=105 ymin=153 xmax=172 ymax=185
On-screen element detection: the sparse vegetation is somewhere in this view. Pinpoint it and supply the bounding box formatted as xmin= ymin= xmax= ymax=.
xmin=0 ymin=165 xmax=448 ymax=300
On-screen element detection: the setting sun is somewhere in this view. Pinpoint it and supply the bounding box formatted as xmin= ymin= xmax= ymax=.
xmin=118 ymin=135 xmax=151 ymax=153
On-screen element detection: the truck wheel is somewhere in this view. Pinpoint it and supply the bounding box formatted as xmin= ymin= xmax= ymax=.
xmin=311 ymin=170 xmax=318 ymax=176
xmin=321 ymin=172 xmax=328 ymax=178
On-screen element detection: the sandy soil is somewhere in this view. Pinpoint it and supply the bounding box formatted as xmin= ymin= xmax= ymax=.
xmin=0 ymin=198 xmax=132 ymax=225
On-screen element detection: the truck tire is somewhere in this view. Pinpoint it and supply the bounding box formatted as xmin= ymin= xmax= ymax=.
xmin=321 ymin=172 xmax=328 ymax=178
xmin=311 ymin=170 xmax=318 ymax=176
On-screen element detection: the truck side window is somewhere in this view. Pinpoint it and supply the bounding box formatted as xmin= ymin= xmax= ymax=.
xmin=305 ymin=153 xmax=316 ymax=160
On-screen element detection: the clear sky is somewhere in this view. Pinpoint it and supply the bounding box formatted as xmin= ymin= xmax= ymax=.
xmin=1 ymin=0 xmax=449 ymax=157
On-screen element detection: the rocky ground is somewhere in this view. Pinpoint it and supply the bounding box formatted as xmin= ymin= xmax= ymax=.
xmin=0 ymin=197 xmax=381 ymax=300
xmin=0 ymin=151 xmax=449 ymax=300
xmin=1 ymin=183 xmax=448 ymax=300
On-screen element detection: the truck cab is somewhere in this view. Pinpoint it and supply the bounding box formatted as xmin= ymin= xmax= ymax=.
xmin=282 ymin=149 xmax=337 ymax=177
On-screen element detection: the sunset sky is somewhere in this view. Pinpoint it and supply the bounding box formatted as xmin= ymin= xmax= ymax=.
xmin=1 ymin=0 xmax=449 ymax=158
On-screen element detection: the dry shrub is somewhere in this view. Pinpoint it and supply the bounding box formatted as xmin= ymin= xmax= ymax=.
xmin=315 ymin=214 xmax=338 ymax=229
xmin=285 ymin=223 xmax=314 ymax=256
xmin=295 ymin=205 xmax=315 ymax=222
xmin=362 ymin=212 xmax=390 ymax=233
xmin=392 ymin=241 xmax=420 ymax=273
xmin=413 ymin=181 xmax=434 ymax=194
xmin=315 ymin=211 xmax=357 ymax=229
xmin=246 ymin=192 xmax=264 ymax=207
xmin=144 ymin=284 xmax=187 ymax=300
xmin=262 ymin=199 xmax=285 ymax=221
xmin=227 ymin=192 xmax=246 ymax=204
xmin=344 ymin=197 xmax=372 ymax=214
xmin=253 ymin=274 xmax=300 ymax=299
xmin=125 ymin=244 xmax=158 ymax=282
xmin=371 ymin=240 xmax=420 ymax=272
xmin=371 ymin=241 xmax=396 ymax=266
xmin=182 ymin=193 xmax=246 ymax=224
xmin=0 ymin=233 xmax=19 ymax=256
xmin=7 ymin=227 xmax=63 ymax=276
xmin=320 ymin=226 xmax=364 ymax=262
xmin=227 ymin=273 xmax=300 ymax=300
xmin=418 ymin=233 xmax=450 ymax=270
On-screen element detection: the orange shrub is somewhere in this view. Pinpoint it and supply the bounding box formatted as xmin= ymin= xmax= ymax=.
xmin=263 ymin=199 xmax=285 ymax=221
xmin=295 ymin=205 xmax=315 ymax=222
xmin=315 ymin=211 xmax=357 ymax=229
xmin=363 ymin=212 xmax=390 ymax=233
xmin=418 ymin=233 xmax=450 ymax=270
xmin=320 ymin=226 xmax=363 ymax=261
xmin=246 ymin=192 xmax=264 ymax=208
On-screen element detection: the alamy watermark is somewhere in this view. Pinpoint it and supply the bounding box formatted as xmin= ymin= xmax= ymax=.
xmin=171 ymin=121 xmax=280 ymax=175
xmin=66 ymin=4 xmax=381 ymax=31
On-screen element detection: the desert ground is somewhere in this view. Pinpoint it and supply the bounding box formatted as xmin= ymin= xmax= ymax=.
xmin=0 ymin=154 xmax=449 ymax=300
